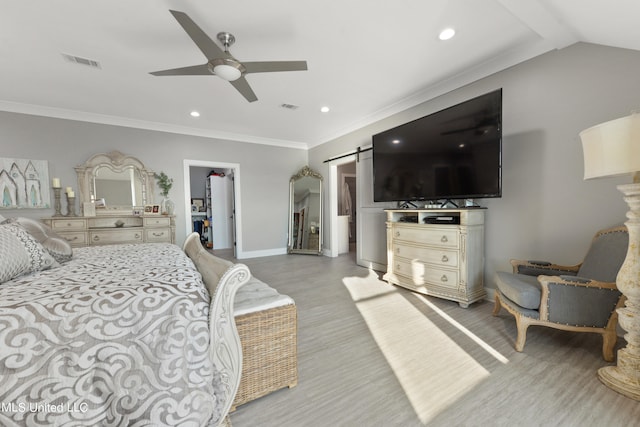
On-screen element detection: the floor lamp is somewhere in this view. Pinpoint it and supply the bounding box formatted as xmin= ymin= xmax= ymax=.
xmin=580 ymin=112 xmax=640 ymax=401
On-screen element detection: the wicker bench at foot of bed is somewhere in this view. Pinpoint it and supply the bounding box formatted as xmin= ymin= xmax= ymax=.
xmin=231 ymin=302 xmax=298 ymax=410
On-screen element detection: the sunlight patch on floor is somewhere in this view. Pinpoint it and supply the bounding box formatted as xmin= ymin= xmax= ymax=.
xmin=343 ymin=270 xmax=501 ymax=424
xmin=413 ymin=293 xmax=510 ymax=364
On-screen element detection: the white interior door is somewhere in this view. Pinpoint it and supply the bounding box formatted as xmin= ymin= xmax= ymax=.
xmin=210 ymin=173 xmax=234 ymax=250
xmin=355 ymin=149 xmax=391 ymax=271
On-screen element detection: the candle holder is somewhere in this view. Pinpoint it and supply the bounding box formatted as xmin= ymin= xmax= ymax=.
xmin=66 ymin=194 xmax=77 ymax=217
xmin=53 ymin=187 xmax=63 ymax=217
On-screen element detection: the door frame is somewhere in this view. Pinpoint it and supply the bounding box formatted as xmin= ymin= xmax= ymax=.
xmin=183 ymin=159 xmax=242 ymax=258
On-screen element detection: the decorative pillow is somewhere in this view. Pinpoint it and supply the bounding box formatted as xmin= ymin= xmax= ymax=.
xmin=2 ymin=217 xmax=73 ymax=263
xmin=0 ymin=223 xmax=57 ymax=283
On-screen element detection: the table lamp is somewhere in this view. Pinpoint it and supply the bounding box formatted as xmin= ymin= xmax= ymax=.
xmin=580 ymin=112 xmax=640 ymax=400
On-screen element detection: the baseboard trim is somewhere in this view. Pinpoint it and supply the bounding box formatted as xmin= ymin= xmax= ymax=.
xmin=484 ymin=287 xmax=496 ymax=302
xmin=237 ymin=247 xmax=288 ymax=259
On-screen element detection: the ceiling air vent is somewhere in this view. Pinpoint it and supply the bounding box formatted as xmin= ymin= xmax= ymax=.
xmin=280 ymin=103 xmax=299 ymax=110
xmin=61 ymin=53 xmax=102 ymax=69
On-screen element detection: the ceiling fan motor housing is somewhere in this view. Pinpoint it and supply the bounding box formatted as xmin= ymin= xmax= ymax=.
xmin=217 ymin=32 xmax=236 ymax=50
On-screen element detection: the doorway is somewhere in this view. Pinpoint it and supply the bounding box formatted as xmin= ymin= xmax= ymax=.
xmin=338 ymin=162 xmax=356 ymax=253
xmin=328 ymin=150 xmax=388 ymax=270
xmin=183 ymin=159 xmax=242 ymax=258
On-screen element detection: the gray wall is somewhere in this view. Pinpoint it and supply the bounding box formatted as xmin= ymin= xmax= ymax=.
xmin=1 ymin=42 xmax=638 ymax=277
xmin=189 ymin=166 xmax=211 ymax=201
xmin=0 ymin=112 xmax=307 ymax=253
xmin=309 ymin=42 xmax=639 ymax=290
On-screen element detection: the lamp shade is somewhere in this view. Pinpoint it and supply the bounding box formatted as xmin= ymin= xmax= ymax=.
xmin=580 ymin=113 xmax=640 ymax=180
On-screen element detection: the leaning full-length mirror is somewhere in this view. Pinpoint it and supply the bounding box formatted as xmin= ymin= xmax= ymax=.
xmin=288 ymin=166 xmax=322 ymax=255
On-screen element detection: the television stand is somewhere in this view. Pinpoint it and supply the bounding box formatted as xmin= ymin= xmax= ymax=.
xmin=383 ymin=208 xmax=486 ymax=307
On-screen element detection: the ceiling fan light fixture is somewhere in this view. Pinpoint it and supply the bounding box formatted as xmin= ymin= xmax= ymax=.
xmin=208 ymin=58 xmax=245 ymax=81
xmin=213 ymin=64 xmax=242 ymax=81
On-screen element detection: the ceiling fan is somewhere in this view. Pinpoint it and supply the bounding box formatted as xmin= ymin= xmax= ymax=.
xmin=150 ymin=10 xmax=308 ymax=102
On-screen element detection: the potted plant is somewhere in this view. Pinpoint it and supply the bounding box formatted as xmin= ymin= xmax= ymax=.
xmin=155 ymin=172 xmax=174 ymax=215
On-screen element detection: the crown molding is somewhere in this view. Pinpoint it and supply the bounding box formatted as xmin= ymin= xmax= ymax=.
xmin=0 ymin=100 xmax=309 ymax=150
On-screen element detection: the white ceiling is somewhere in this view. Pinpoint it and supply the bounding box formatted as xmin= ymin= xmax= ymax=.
xmin=1 ymin=0 xmax=639 ymax=149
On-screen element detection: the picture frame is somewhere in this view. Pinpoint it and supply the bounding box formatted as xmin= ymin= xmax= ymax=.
xmin=152 ymin=205 xmax=160 ymax=214
xmin=132 ymin=206 xmax=143 ymax=216
xmin=191 ymin=198 xmax=204 ymax=211
xmin=144 ymin=205 xmax=154 ymax=215
xmin=0 ymin=157 xmax=50 ymax=209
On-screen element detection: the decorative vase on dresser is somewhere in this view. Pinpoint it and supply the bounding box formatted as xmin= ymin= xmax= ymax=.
xmin=161 ymin=197 xmax=175 ymax=216
xmin=383 ymin=208 xmax=486 ymax=308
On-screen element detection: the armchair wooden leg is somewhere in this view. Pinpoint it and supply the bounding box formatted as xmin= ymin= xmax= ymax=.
xmin=602 ymin=330 xmax=617 ymax=363
xmin=514 ymin=315 xmax=531 ymax=352
xmin=492 ymin=293 xmax=502 ymax=316
xmin=492 ymin=291 xmax=533 ymax=353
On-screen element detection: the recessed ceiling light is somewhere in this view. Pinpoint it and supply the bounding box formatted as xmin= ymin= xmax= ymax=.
xmin=190 ymin=111 xmax=200 ymax=117
xmin=438 ymin=28 xmax=456 ymax=41
xmin=320 ymin=106 xmax=330 ymax=113
xmin=392 ymin=139 xmax=401 ymax=144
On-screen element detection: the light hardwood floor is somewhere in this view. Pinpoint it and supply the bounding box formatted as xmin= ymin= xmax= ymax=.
xmin=214 ymin=251 xmax=640 ymax=427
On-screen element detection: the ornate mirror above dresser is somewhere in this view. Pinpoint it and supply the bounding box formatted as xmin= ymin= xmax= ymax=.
xmin=75 ymin=150 xmax=155 ymax=214
xmin=42 ymin=151 xmax=174 ymax=247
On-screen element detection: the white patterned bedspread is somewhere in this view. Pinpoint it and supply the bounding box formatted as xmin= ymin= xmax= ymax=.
xmin=0 ymin=243 xmax=222 ymax=427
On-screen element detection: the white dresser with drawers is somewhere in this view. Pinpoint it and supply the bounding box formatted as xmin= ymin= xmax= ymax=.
xmin=383 ymin=208 xmax=485 ymax=308
xmin=43 ymin=215 xmax=175 ymax=247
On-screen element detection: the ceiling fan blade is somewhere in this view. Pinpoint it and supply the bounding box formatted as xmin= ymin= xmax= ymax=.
xmin=230 ymin=77 xmax=258 ymax=102
xmin=168 ymin=10 xmax=228 ymax=60
xmin=243 ymin=61 xmax=308 ymax=74
xmin=150 ymin=63 xmax=211 ymax=76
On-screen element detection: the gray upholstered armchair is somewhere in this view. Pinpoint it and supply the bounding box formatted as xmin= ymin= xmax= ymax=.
xmin=493 ymin=226 xmax=628 ymax=361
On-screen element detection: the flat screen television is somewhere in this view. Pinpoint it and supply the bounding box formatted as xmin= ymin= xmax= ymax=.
xmin=372 ymin=89 xmax=502 ymax=204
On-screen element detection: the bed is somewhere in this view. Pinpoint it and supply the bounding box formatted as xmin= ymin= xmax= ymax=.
xmin=0 ymin=218 xmax=248 ymax=427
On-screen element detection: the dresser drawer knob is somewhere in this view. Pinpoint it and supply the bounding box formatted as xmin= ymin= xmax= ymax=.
xmin=395 ymin=231 xmax=400 ymax=237
xmin=441 ymin=235 xmax=448 ymax=243
xmin=65 ymin=236 xmax=78 ymax=242
xmin=441 ymin=255 xmax=449 ymax=263
xmin=93 ymin=235 xmax=100 ymax=241
xmin=135 ymin=233 xmax=141 ymax=239
xmin=153 ymin=232 xmax=163 ymax=237
xmin=441 ymin=275 xmax=448 ymax=282
xmin=396 ymin=263 xmax=401 ymax=270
